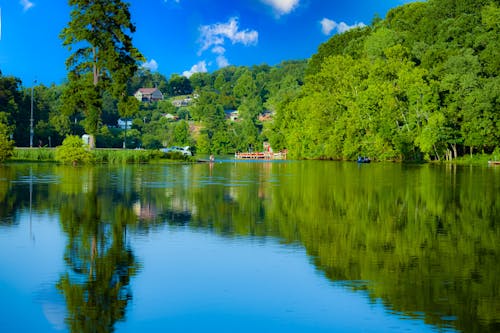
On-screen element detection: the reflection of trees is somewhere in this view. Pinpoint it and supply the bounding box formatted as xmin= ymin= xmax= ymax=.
xmin=0 ymin=165 xmax=17 ymax=224
xmin=184 ymin=162 xmax=500 ymax=333
xmin=280 ymin=164 xmax=499 ymax=333
xmin=56 ymin=167 xmax=139 ymax=333
xmin=0 ymin=164 xmax=54 ymax=226
xmin=2 ymin=162 xmax=498 ymax=332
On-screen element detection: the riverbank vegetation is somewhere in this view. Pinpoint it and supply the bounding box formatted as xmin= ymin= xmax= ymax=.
xmin=0 ymin=0 xmax=498 ymax=162
xmin=10 ymin=146 xmax=186 ymax=164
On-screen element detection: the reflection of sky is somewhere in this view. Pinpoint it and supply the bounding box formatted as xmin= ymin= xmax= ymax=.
xmin=120 ymin=227 xmax=448 ymax=333
xmin=0 ymin=212 xmax=66 ymax=332
xmin=0 ymin=214 xmax=454 ymax=333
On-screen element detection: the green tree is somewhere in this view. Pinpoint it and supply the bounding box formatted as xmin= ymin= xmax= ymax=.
xmin=60 ymin=0 xmax=143 ymax=149
xmin=190 ymin=72 xmax=213 ymax=92
xmin=167 ymin=74 xmax=192 ymax=96
xmin=0 ymin=73 xmax=24 ymax=145
xmin=192 ymin=91 xmax=229 ymax=154
xmin=0 ymin=121 xmax=14 ymax=162
xmin=55 ymin=135 xmax=93 ymax=165
xmin=172 ymin=120 xmax=191 ymax=147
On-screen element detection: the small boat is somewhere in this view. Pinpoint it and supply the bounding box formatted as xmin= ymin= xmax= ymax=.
xmin=488 ymin=160 xmax=500 ymax=166
xmin=357 ymin=156 xmax=371 ymax=163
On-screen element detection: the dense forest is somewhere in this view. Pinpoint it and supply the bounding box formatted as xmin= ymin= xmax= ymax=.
xmin=0 ymin=0 xmax=498 ymax=161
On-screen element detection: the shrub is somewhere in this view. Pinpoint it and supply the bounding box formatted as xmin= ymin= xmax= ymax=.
xmin=55 ymin=135 xmax=93 ymax=165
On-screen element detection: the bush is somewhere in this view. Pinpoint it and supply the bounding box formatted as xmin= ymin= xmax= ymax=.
xmin=163 ymin=151 xmax=192 ymax=161
xmin=55 ymin=135 xmax=93 ymax=165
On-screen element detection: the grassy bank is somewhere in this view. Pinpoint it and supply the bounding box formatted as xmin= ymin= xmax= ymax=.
xmin=10 ymin=147 xmax=193 ymax=164
xmin=11 ymin=148 xmax=56 ymax=161
xmin=91 ymin=149 xmax=163 ymax=164
xmin=448 ymin=148 xmax=500 ymax=165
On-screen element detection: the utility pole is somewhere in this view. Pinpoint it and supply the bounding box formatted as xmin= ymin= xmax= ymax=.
xmin=30 ymin=80 xmax=36 ymax=148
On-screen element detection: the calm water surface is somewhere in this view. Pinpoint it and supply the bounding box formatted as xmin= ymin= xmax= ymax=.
xmin=0 ymin=161 xmax=498 ymax=332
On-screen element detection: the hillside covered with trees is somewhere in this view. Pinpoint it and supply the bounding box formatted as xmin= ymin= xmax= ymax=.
xmin=272 ymin=0 xmax=500 ymax=161
xmin=0 ymin=0 xmax=498 ymax=161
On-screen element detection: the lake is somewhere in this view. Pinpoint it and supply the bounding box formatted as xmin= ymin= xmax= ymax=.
xmin=0 ymin=160 xmax=498 ymax=333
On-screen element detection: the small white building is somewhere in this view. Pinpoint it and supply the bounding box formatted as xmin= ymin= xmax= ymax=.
xmin=134 ymin=88 xmax=164 ymax=102
xmin=82 ymin=134 xmax=90 ymax=145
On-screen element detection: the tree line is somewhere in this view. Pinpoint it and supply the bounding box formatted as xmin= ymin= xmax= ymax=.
xmin=270 ymin=0 xmax=500 ymax=161
xmin=0 ymin=59 xmax=307 ymax=154
xmin=1 ymin=0 xmax=499 ymax=161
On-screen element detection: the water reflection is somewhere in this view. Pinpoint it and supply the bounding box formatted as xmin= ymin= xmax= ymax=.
xmin=55 ymin=167 xmax=139 ymax=332
xmin=0 ymin=162 xmax=498 ymax=332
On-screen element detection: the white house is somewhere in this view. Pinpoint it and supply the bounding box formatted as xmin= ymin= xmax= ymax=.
xmin=134 ymin=88 xmax=164 ymax=102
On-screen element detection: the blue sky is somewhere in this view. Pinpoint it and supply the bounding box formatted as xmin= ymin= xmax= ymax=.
xmin=0 ymin=0 xmax=414 ymax=86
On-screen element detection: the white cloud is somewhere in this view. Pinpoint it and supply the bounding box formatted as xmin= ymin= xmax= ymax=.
xmin=320 ymin=18 xmax=366 ymax=35
xmin=195 ymin=17 xmax=258 ymax=69
xmin=211 ymin=46 xmax=229 ymax=68
xmin=261 ymin=0 xmax=299 ymax=16
xmin=182 ymin=61 xmax=207 ymax=78
xmin=142 ymin=59 xmax=159 ymax=71
xmin=198 ymin=17 xmax=258 ymax=55
xmin=320 ymin=18 xmax=336 ymax=35
xmin=216 ymin=55 xmax=229 ymax=68
xmin=20 ymin=0 xmax=35 ymax=12
xmin=211 ymin=46 xmax=226 ymax=55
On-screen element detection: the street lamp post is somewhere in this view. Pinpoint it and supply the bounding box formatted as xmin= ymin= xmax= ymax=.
xmin=29 ymin=80 xmax=36 ymax=148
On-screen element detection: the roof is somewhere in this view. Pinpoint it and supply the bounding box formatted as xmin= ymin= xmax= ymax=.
xmin=136 ymin=88 xmax=161 ymax=94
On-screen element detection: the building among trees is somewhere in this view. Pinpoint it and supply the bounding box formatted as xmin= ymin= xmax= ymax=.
xmin=134 ymin=88 xmax=164 ymax=102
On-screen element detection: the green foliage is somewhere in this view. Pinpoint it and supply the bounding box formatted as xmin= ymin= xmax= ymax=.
xmin=307 ymin=27 xmax=371 ymax=75
xmin=191 ymin=91 xmax=231 ymax=154
xmin=0 ymin=122 xmax=14 ymax=162
xmin=10 ymin=147 xmax=55 ymax=161
xmin=0 ymin=73 xmax=24 ymax=145
xmin=55 ymin=135 xmax=93 ymax=165
xmin=96 ymin=126 xmax=122 ymax=148
xmin=273 ymin=0 xmax=499 ymax=161
xmin=91 ymin=149 xmax=161 ymax=164
xmin=60 ymin=0 xmax=143 ymax=147
xmin=161 ymin=151 xmax=193 ymax=161
xmin=167 ymin=74 xmax=193 ymax=96
xmin=172 ymin=120 xmax=191 ymax=146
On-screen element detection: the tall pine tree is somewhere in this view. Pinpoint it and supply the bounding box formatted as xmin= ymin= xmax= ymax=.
xmin=60 ymin=0 xmax=143 ymax=148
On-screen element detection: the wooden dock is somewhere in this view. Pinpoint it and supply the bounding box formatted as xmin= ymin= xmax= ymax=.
xmin=235 ymin=151 xmax=287 ymax=160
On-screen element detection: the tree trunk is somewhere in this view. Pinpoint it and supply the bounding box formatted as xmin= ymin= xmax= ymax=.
xmin=93 ymin=47 xmax=99 ymax=86
xmin=452 ymin=144 xmax=458 ymax=159
xmin=433 ymin=145 xmax=440 ymax=161
xmin=89 ymin=134 xmax=96 ymax=150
